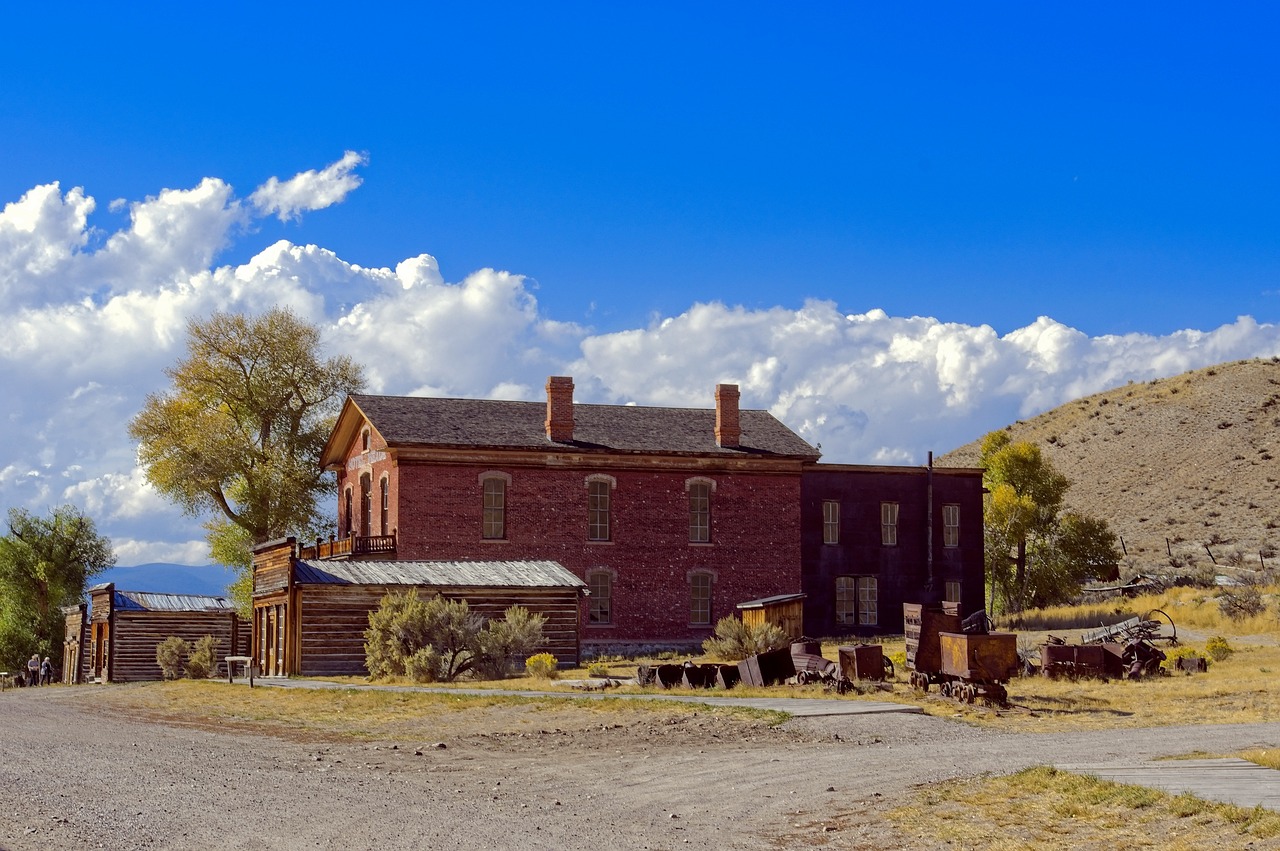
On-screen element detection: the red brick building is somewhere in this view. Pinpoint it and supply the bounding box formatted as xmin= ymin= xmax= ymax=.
xmin=314 ymin=378 xmax=819 ymax=656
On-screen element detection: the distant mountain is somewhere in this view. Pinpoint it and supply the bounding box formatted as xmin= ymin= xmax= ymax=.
xmin=91 ymin=563 xmax=237 ymax=598
xmin=940 ymin=358 xmax=1280 ymax=580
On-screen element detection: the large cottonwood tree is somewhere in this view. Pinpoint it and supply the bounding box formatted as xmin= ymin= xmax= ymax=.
xmin=980 ymin=431 xmax=1119 ymax=612
xmin=0 ymin=505 xmax=114 ymax=670
xmin=129 ymin=308 xmax=364 ymax=611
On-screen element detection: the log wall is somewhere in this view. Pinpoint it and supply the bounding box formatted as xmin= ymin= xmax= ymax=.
xmin=107 ymin=611 xmax=250 ymax=683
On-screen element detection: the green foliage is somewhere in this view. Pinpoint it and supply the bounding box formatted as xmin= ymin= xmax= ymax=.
xmin=128 ymin=308 xmax=365 ymax=575
xmin=587 ymin=662 xmax=609 ymax=678
xmin=404 ymin=646 xmax=443 ymax=683
xmin=156 ymin=636 xmax=188 ymax=680
xmin=0 ymin=505 xmax=115 ymax=670
xmin=980 ymin=432 xmax=1119 ymax=613
xmin=525 ymin=652 xmax=559 ymax=679
xmin=1205 ymin=635 xmax=1234 ymax=661
xmin=185 ymin=635 xmax=219 ymax=679
xmin=473 ymin=605 xmax=547 ymax=680
xmin=364 ymin=593 xmax=544 ymax=682
xmin=701 ymin=616 xmax=788 ymax=660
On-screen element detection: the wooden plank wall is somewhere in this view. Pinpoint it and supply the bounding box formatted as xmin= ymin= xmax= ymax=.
xmin=297 ymin=584 xmax=582 ymax=676
xmin=253 ymin=541 xmax=294 ymax=595
xmin=62 ymin=608 xmax=87 ymax=684
xmin=109 ymin=612 xmax=250 ymax=682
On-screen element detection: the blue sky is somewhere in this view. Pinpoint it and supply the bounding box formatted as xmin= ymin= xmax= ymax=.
xmin=2 ymin=4 xmax=1279 ymax=566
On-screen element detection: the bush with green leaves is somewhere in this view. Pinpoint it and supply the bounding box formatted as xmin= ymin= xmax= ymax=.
xmin=701 ymin=616 xmax=788 ymax=660
xmin=364 ymin=592 xmax=546 ymax=681
xmin=587 ymin=661 xmax=609 ymax=678
xmin=1205 ymin=635 xmax=1234 ymax=662
xmin=156 ymin=636 xmax=187 ymax=680
xmin=525 ymin=652 xmax=558 ymax=679
xmin=185 ymin=635 xmax=219 ymax=679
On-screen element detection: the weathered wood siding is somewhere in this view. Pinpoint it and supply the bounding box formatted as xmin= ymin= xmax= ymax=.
xmin=253 ymin=538 xmax=295 ymax=595
xmin=62 ymin=605 xmax=88 ymax=684
xmin=108 ymin=611 xmax=250 ymax=683
xmin=295 ymin=584 xmax=582 ymax=676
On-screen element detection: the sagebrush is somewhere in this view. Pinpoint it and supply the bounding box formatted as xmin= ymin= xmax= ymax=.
xmin=701 ymin=616 xmax=788 ymax=659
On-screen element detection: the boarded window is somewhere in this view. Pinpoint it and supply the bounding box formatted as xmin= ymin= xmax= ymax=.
xmin=943 ymin=503 xmax=960 ymax=548
xmin=881 ymin=502 xmax=898 ymax=546
xmin=823 ymin=500 xmax=840 ymax=544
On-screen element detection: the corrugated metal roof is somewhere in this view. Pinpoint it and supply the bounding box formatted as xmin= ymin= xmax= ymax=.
xmin=113 ymin=590 xmax=236 ymax=613
xmin=295 ymin=559 xmax=587 ymax=589
xmin=736 ymin=592 xmax=807 ymax=610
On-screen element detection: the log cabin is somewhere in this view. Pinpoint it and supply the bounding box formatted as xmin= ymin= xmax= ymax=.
xmin=63 ymin=583 xmax=249 ymax=683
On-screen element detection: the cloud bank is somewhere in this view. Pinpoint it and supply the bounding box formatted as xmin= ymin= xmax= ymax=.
xmin=3 ymin=155 xmax=1278 ymax=563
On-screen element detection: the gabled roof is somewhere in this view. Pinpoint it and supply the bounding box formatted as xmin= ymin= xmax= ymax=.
xmin=87 ymin=584 xmax=236 ymax=613
xmin=294 ymin=559 xmax=587 ymax=590
xmin=321 ymin=393 xmax=819 ymax=468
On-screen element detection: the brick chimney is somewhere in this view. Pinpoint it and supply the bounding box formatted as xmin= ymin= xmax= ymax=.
xmin=715 ymin=383 xmax=740 ymax=448
xmin=545 ymin=376 xmax=575 ymax=442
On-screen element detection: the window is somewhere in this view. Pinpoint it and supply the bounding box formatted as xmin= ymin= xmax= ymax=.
xmin=688 ymin=481 xmax=711 ymax=543
xmin=482 ymin=476 xmax=506 ymax=540
xmin=343 ymin=487 xmax=353 ymax=537
xmin=690 ymin=572 xmax=712 ymax=625
xmin=857 ymin=577 xmax=878 ymax=626
xmin=945 ymin=581 xmax=961 ymax=604
xmin=835 ymin=576 xmax=856 ymax=625
xmin=588 ymin=571 xmax=612 ymax=625
xmin=360 ymin=473 xmax=372 ymax=536
xmin=380 ymin=476 xmax=390 ymax=536
xmin=823 ymin=500 xmax=840 ymax=544
xmin=943 ymin=503 xmax=960 ymax=548
xmin=880 ymin=502 xmax=898 ymax=546
xmin=587 ymin=477 xmax=612 ymax=541
xmin=361 ymin=428 xmax=370 ymax=452
xmin=836 ymin=576 xmax=878 ymax=626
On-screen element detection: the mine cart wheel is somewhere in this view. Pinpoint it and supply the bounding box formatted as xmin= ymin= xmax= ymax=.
xmin=964 ymin=684 xmax=977 ymax=704
xmin=939 ymin=681 xmax=951 ymax=697
xmin=1142 ymin=608 xmax=1177 ymax=644
xmin=796 ymin=670 xmax=811 ymax=686
xmin=882 ymin=656 xmax=895 ymax=680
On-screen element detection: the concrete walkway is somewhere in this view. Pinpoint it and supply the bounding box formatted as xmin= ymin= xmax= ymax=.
xmin=1056 ymin=758 xmax=1280 ymax=811
xmin=251 ymin=675 xmax=924 ymax=717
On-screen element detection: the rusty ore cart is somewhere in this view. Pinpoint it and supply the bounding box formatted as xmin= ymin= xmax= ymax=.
xmin=905 ymin=602 xmax=1018 ymax=705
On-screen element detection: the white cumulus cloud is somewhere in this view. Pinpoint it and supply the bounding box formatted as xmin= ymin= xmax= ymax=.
xmin=249 ymin=151 xmax=367 ymax=222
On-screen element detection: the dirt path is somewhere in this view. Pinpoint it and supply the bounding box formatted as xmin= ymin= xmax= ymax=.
xmin=2 ymin=686 xmax=1278 ymax=850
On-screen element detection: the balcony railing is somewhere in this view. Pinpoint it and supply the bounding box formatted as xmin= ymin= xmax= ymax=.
xmin=298 ymin=532 xmax=397 ymax=561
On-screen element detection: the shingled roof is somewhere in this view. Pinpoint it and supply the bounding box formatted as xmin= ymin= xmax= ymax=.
xmin=325 ymin=393 xmax=820 ymax=464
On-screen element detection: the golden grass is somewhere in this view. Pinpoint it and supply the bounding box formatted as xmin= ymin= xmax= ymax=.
xmin=890 ymin=766 xmax=1280 ymax=850
xmin=1002 ymin=586 xmax=1280 ymax=637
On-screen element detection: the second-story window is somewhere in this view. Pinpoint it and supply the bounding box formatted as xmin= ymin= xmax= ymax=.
xmin=360 ymin=473 xmax=373 ymax=536
xmin=943 ymin=503 xmax=960 ymax=548
xmin=823 ymin=500 xmax=840 ymax=544
xmin=343 ymin=487 xmax=353 ymax=537
xmin=483 ymin=476 xmax=506 ymax=540
xmin=688 ymin=481 xmax=711 ymax=543
xmin=380 ymin=476 xmax=390 ymax=536
xmin=587 ymin=478 xmax=612 ymax=541
xmin=881 ymin=501 xmax=899 ymax=546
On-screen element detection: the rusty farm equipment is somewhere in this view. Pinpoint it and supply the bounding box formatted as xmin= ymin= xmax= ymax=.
xmin=639 ymin=640 xmax=890 ymax=695
xmin=904 ymin=602 xmax=1018 ymax=706
xmin=1038 ymin=608 xmax=1178 ymax=680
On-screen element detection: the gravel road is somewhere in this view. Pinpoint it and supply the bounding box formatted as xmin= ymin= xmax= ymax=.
xmin=2 ymin=686 xmax=1277 ymax=850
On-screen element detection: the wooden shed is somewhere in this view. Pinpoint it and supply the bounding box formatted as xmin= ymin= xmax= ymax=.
xmin=65 ymin=584 xmax=249 ymax=683
xmin=252 ymin=539 xmax=587 ymax=677
xmin=736 ymin=592 xmax=807 ymax=640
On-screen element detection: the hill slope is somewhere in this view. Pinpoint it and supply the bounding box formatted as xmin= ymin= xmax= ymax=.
xmin=940 ymin=358 xmax=1280 ymax=578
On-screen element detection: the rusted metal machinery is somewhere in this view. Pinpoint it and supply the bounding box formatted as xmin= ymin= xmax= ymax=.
xmin=905 ymin=602 xmax=1018 ymax=706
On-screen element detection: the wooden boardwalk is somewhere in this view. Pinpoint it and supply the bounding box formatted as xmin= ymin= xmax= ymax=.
xmin=1056 ymin=758 xmax=1280 ymax=811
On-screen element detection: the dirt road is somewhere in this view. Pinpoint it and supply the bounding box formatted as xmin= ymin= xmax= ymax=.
xmin=1 ymin=686 xmax=1277 ymax=850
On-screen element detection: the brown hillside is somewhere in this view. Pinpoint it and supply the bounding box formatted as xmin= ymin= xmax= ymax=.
xmin=939 ymin=358 xmax=1280 ymax=580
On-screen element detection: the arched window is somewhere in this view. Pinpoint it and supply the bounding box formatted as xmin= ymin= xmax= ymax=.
xmin=360 ymin=473 xmax=372 ymax=536
xmin=343 ymin=487 xmax=353 ymax=537
xmin=380 ymin=475 xmax=390 ymax=536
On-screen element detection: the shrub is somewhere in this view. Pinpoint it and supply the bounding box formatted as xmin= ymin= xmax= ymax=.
xmin=185 ymin=635 xmax=219 ymax=679
xmin=701 ymin=616 xmax=788 ymax=660
xmin=525 ymin=652 xmax=558 ymax=679
xmin=404 ymin=646 xmax=443 ymax=683
xmin=364 ymin=590 xmax=434 ymax=679
xmin=1218 ymin=586 xmax=1266 ymax=620
xmin=156 ymin=636 xmax=187 ymax=680
xmin=587 ymin=662 xmax=609 ymax=678
xmin=474 ymin=605 xmax=547 ymax=680
xmin=1205 ymin=635 xmax=1234 ymax=662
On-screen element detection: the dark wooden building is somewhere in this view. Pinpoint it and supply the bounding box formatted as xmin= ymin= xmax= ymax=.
xmin=800 ymin=461 xmax=986 ymax=639
xmin=63 ymin=583 xmax=248 ymax=683
xmin=252 ymin=538 xmax=587 ymax=676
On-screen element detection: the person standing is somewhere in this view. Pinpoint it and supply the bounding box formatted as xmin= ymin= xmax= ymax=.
xmin=27 ymin=654 xmax=39 ymax=687
xmin=40 ymin=656 xmax=52 ymax=685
